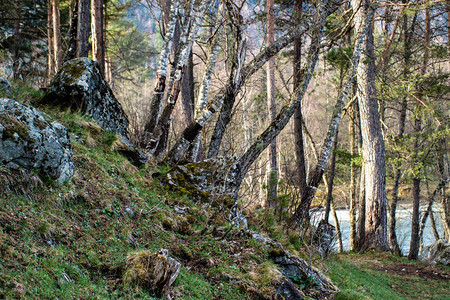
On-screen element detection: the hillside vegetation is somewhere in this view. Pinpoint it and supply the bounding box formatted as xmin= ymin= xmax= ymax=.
xmin=0 ymin=89 xmax=448 ymax=299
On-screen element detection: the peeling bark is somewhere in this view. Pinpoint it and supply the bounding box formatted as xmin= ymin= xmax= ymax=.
xmin=151 ymin=0 xmax=214 ymax=156
xmin=143 ymin=0 xmax=181 ymax=144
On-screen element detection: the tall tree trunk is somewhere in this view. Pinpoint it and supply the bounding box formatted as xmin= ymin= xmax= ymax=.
xmin=188 ymin=6 xmax=224 ymax=162
xmin=408 ymin=5 xmax=430 ymax=260
xmin=77 ymin=0 xmax=90 ymax=57
xmin=12 ymin=8 xmax=21 ymax=80
xmin=266 ymin=0 xmax=278 ymax=207
xmin=207 ymin=2 xmax=245 ymax=159
xmin=352 ymin=0 xmax=389 ymax=252
xmin=290 ymin=5 xmax=374 ymax=227
xmin=91 ymin=0 xmax=105 ymax=75
xmin=65 ymin=0 xmax=79 ymax=62
xmin=143 ymin=0 xmax=180 ymax=146
xmin=349 ymin=104 xmax=358 ymax=250
xmin=293 ymin=0 xmax=308 ymax=202
xmin=166 ymin=1 xmax=340 ymax=165
xmin=52 ymin=0 xmax=62 ymax=72
xmin=324 ymin=129 xmax=338 ymax=222
xmin=47 ymin=0 xmax=54 ymax=80
xmin=331 ymin=200 xmax=343 ymax=252
xmin=356 ymin=166 xmax=366 ymax=249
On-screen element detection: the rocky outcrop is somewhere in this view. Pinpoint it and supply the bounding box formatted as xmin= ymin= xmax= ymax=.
xmin=40 ymin=58 xmax=146 ymax=167
xmin=0 ymin=78 xmax=12 ymax=95
xmin=124 ymin=248 xmax=181 ymax=296
xmin=247 ymin=230 xmax=339 ymax=299
xmin=420 ymin=239 xmax=449 ymax=266
xmin=41 ymin=58 xmax=129 ymax=136
xmin=0 ymin=98 xmax=74 ymax=184
xmin=156 ymin=157 xmax=239 ymax=208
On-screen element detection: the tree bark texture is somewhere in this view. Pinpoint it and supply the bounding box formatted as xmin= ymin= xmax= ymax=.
xmin=349 ymin=105 xmax=358 ymax=250
xmin=324 ymin=129 xmax=338 ymax=222
xmin=65 ymin=0 xmax=78 ymax=62
xmin=290 ymin=6 xmax=373 ymax=227
xmin=266 ymin=0 xmax=278 ymax=207
xmin=352 ymin=0 xmax=389 ymax=252
xmin=143 ymin=0 xmax=180 ymax=144
xmin=52 ymin=0 xmax=62 ymax=72
xmin=293 ymin=0 xmax=308 ymax=203
xmin=409 ymin=5 xmax=430 ymax=260
xmin=91 ymin=0 xmax=105 ymax=75
xmin=47 ymin=0 xmax=54 ymax=80
xmin=77 ymin=0 xmax=90 ymax=57
xmin=150 ymin=0 xmax=214 ymax=157
xmin=188 ymin=5 xmax=224 ymax=162
xmin=166 ymin=1 xmax=341 ymax=165
xmin=207 ymin=1 xmax=246 ymax=159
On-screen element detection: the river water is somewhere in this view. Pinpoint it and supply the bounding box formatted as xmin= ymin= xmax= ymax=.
xmin=312 ymin=204 xmax=444 ymax=255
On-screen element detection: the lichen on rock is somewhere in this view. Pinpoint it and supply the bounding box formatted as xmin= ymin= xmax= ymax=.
xmin=40 ymin=58 xmax=146 ymax=167
xmin=41 ymin=58 xmax=129 ymax=137
xmin=0 ymin=98 xmax=74 ymax=184
xmin=156 ymin=156 xmax=239 ymax=209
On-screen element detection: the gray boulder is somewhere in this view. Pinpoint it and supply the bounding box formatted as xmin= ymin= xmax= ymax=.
xmin=40 ymin=58 xmax=146 ymax=167
xmin=419 ymin=239 xmax=449 ymax=266
xmin=41 ymin=58 xmax=129 ymax=136
xmin=0 ymin=98 xmax=74 ymax=184
xmin=0 ymin=78 xmax=12 ymax=95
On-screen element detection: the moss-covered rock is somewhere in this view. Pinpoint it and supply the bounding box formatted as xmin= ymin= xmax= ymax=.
xmin=156 ymin=157 xmax=239 ymax=209
xmin=41 ymin=58 xmax=129 ymax=137
xmin=0 ymin=98 xmax=74 ymax=184
xmin=40 ymin=58 xmax=147 ymax=167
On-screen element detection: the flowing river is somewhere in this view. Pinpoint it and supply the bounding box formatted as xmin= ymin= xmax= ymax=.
xmin=312 ymin=204 xmax=444 ymax=255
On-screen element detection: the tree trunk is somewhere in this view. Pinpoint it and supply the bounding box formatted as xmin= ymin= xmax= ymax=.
xmin=408 ymin=5 xmax=430 ymax=261
xmin=188 ymin=6 xmax=224 ymax=162
xmin=52 ymin=0 xmax=62 ymax=72
xmin=289 ymin=6 xmax=373 ymax=227
xmin=266 ymin=0 xmax=277 ymax=207
xmin=65 ymin=0 xmax=79 ymax=62
xmin=356 ymin=167 xmax=366 ymax=249
xmin=324 ymin=129 xmax=338 ymax=222
xmin=293 ymin=0 xmax=308 ymax=202
xmin=47 ymin=0 xmax=54 ymax=80
xmin=150 ymin=0 xmax=213 ymax=157
xmin=331 ymin=200 xmax=343 ymax=252
xmin=77 ymin=0 xmax=90 ymax=57
xmin=349 ymin=104 xmax=358 ymax=250
xmin=352 ymin=0 xmax=389 ymax=252
xmin=91 ymin=0 xmax=105 ymax=75
xmin=143 ymin=0 xmax=180 ymax=145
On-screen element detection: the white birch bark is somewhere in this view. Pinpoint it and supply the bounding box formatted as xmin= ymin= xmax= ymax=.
xmin=143 ymin=0 xmax=181 ymax=140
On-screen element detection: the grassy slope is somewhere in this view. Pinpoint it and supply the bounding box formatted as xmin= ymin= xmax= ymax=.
xmin=0 ymin=90 xmax=448 ymax=299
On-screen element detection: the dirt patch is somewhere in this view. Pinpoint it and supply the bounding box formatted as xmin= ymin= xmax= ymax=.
xmin=368 ymin=261 xmax=450 ymax=281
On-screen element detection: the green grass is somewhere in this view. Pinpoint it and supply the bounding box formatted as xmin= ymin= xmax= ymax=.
xmin=1 ymin=88 xmax=449 ymax=299
xmin=326 ymin=252 xmax=450 ymax=300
